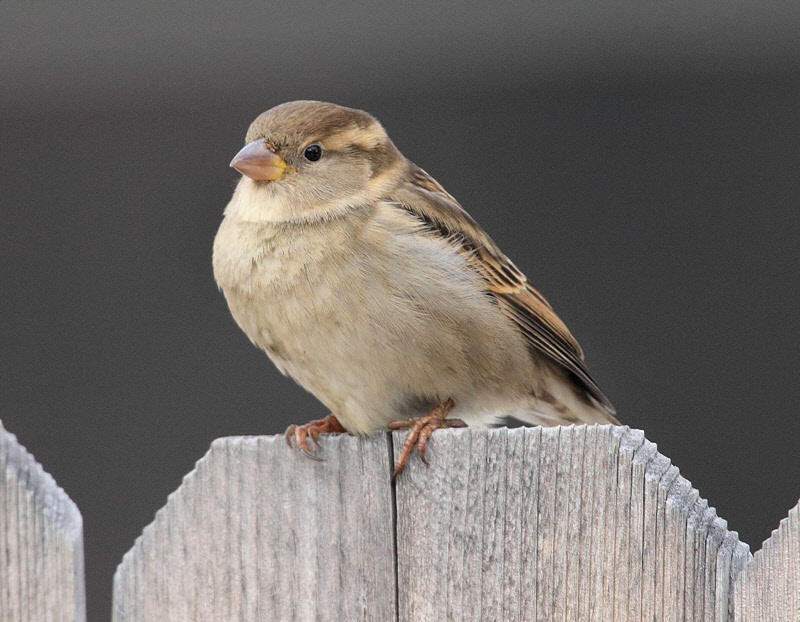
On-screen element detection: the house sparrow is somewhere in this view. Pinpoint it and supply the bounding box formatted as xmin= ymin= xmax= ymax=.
xmin=213 ymin=101 xmax=618 ymax=475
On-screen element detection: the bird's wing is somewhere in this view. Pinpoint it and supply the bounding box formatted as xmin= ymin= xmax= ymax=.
xmin=389 ymin=163 xmax=615 ymax=414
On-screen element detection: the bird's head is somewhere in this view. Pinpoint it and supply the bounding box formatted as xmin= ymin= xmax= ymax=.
xmin=227 ymin=100 xmax=403 ymax=223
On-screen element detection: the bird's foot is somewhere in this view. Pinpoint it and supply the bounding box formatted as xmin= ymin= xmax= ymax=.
xmin=387 ymin=398 xmax=466 ymax=478
xmin=285 ymin=414 xmax=347 ymax=459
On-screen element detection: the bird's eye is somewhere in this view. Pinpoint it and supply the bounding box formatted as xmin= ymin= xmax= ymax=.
xmin=303 ymin=143 xmax=323 ymax=162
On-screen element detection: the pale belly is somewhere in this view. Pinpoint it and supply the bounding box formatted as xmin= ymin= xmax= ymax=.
xmin=214 ymin=215 xmax=537 ymax=434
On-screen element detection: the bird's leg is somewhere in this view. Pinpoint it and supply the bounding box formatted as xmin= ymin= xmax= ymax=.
xmin=387 ymin=398 xmax=467 ymax=477
xmin=285 ymin=414 xmax=347 ymax=459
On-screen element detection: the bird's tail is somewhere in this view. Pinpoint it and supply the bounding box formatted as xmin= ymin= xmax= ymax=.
xmin=503 ymin=373 xmax=620 ymax=428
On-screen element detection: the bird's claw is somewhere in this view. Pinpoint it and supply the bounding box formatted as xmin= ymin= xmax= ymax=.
xmin=285 ymin=414 xmax=347 ymax=460
xmin=389 ymin=398 xmax=465 ymax=478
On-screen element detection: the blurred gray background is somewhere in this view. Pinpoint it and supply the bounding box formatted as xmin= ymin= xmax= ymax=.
xmin=2 ymin=2 xmax=799 ymax=619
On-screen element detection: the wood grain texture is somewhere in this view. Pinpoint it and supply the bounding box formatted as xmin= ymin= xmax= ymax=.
xmin=0 ymin=420 xmax=85 ymax=622
xmin=111 ymin=434 xmax=395 ymax=622
xmin=112 ymin=426 xmax=764 ymax=621
xmin=393 ymin=425 xmax=751 ymax=621
xmin=733 ymin=498 xmax=800 ymax=621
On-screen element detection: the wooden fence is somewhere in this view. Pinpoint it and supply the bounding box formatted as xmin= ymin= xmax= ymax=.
xmin=1 ymin=420 xmax=798 ymax=621
xmin=0 ymin=421 xmax=85 ymax=622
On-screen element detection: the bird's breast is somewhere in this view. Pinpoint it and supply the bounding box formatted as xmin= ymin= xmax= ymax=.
xmin=213 ymin=215 xmax=348 ymax=340
xmin=212 ymin=203 xmax=537 ymax=432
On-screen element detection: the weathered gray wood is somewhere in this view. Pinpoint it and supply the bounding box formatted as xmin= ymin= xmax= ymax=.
xmin=733 ymin=498 xmax=800 ymax=621
xmin=112 ymin=426 xmax=765 ymax=621
xmin=0 ymin=420 xmax=85 ymax=622
xmin=111 ymin=434 xmax=395 ymax=622
xmin=393 ymin=425 xmax=751 ymax=621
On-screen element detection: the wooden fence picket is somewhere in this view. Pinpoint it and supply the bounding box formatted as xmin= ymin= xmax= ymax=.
xmin=734 ymin=499 xmax=800 ymax=620
xmin=0 ymin=420 xmax=85 ymax=622
xmin=110 ymin=426 xmax=760 ymax=621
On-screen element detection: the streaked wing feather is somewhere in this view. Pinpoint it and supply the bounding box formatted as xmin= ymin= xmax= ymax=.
xmin=390 ymin=163 xmax=615 ymax=414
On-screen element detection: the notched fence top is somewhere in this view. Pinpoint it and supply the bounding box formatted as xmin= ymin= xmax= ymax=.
xmin=0 ymin=419 xmax=86 ymax=622
xmin=3 ymin=419 xmax=795 ymax=622
xmin=111 ymin=426 xmax=768 ymax=622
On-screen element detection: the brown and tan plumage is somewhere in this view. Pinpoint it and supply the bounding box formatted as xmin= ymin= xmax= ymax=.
xmin=213 ymin=100 xmax=618 ymax=475
xmin=393 ymin=165 xmax=616 ymax=415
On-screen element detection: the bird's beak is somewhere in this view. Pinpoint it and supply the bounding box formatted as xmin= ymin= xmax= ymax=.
xmin=230 ymin=139 xmax=288 ymax=181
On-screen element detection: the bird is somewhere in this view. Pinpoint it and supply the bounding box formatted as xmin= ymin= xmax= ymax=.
xmin=213 ymin=100 xmax=618 ymax=476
